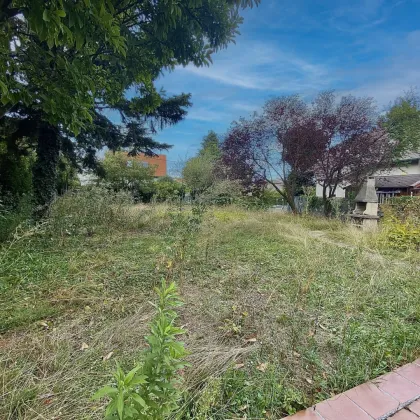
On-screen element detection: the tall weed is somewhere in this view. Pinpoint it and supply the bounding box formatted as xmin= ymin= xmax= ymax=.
xmin=47 ymin=186 xmax=135 ymax=236
xmin=380 ymin=197 xmax=420 ymax=250
xmin=94 ymin=281 xmax=188 ymax=419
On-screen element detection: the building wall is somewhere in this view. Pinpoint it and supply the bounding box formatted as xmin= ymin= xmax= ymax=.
xmin=129 ymin=153 xmax=167 ymax=177
xmin=315 ymin=183 xmax=346 ymax=198
xmin=315 ymin=161 xmax=420 ymax=198
xmin=375 ymin=161 xmax=420 ymax=176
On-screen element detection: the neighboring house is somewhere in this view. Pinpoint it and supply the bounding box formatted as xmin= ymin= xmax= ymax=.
xmin=126 ymin=153 xmax=167 ymax=177
xmin=374 ymin=174 xmax=420 ymax=202
xmin=266 ymin=179 xmax=285 ymax=191
xmin=315 ymin=152 xmax=420 ymax=200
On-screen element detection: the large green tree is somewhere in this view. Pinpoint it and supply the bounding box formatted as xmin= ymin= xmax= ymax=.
xmin=1 ymin=0 xmax=259 ymax=131
xmin=182 ymin=131 xmax=221 ymax=196
xmin=0 ymin=0 xmax=259 ymax=214
xmin=382 ymin=90 xmax=420 ymax=159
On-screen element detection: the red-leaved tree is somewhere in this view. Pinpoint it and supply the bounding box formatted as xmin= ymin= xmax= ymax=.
xmin=311 ymin=92 xmax=393 ymax=215
xmin=222 ymin=91 xmax=394 ymax=215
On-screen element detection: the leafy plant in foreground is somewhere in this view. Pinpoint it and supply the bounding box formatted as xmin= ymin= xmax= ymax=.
xmin=93 ymin=281 xmax=188 ymax=419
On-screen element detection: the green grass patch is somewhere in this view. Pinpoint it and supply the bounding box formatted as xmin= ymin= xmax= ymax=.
xmin=0 ymin=204 xmax=419 ymax=419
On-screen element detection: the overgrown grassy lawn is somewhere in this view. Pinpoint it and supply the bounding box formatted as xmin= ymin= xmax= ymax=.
xmin=1 ymin=206 xmax=419 ymax=419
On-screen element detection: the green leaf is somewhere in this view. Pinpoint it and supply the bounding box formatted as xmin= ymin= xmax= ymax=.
xmin=42 ymin=9 xmax=50 ymax=22
xmin=105 ymin=399 xmax=118 ymax=417
xmin=124 ymin=365 xmax=142 ymax=385
xmin=92 ymin=386 xmax=118 ymax=400
xmin=130 ymin=375 xmax=148 ymax=386
xmin=0 ymin=80 xmax=8 ymax=96
xmin=132 ymin=393 xmax=147 ymax=408
xmin=117 ymin=393 xmax=124 ymax=419
xmin=56 ymin=10 xmax=66 ymax=17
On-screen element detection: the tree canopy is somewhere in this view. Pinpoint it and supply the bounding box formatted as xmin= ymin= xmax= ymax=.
xmin=222 ymin=91 xmax=394 ymax=214
xmin=0 ymin=0 xmax=260 ymax=213
xmin=382 ymin=89 xmax=420 ymax=159
xmin=1 ymin=0 xmax=260 ymax=132
xmin=182 ymin=131 xmax=222 ymax=196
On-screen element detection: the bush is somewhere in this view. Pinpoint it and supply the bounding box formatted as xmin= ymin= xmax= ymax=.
xmin=380 ymin=197 xmax=420 ymax=250
xmin=153 ymin=177 xmax=185 ymax=202
xmin=102 ymin=151 xmax=155 ymax=202
xmin=198 ymin=180 xmax=243 ymax=206
xmin=47 ymin=186 xmax=135 ymax=236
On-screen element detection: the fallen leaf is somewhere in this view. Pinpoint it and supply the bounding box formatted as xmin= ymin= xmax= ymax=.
xmin=256 ymin=362 xmax=268 ymax=372
xmin=293 ymin=351 xmax=301 ymax=358
xmin=244 ymin=334 xmax=257 ymax=343
xmin=322 ymin=372 xmax=328 ymax=379
xmin=38 ymin=321 xmax=49 ymax=329
xmin=39 ymin=393 xmax=54 ymax=400
xmin=308 ymin=330 xmax=315 ymax=337
xmin=80 ymin=342 xmax=89 ymax=351
xmin=305 ymin=377 xmax=313 ymax=384
xmin=239 ymin=404 xmax=248 ymax=411
xmin=102 ymin=351 xmax=114 ymax=361
xmin=43 ymin=398 xmax=53 ymax=405
xmin=234 ymin=363 xmax=245 ymax=370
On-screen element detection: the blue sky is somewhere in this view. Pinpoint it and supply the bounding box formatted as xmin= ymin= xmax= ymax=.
xmin=153 ymin=0 xmax=420 ymax=174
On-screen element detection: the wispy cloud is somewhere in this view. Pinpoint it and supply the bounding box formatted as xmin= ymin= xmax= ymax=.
xmin=231 ymin=102 xmax=259 ymax=112
xmin=179 ymin=41 xmax=331 ymax=92
xmin=153 ymin=0 xmax=420 ymax=162
xmin=187 ymin=108 xmax=227 ymax=122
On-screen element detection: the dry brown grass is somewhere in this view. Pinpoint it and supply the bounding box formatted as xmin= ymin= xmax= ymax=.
xmin=0 ymin=205 xmax=419 ymax=419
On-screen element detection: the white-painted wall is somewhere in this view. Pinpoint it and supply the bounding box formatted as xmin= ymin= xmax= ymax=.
xmin=315 ymin=160 xmax=420 ymax=198
xmin=315 ymin=183 xmax=346 ymax=198
xmin=375 ymin=161 xmax=420 ymax=176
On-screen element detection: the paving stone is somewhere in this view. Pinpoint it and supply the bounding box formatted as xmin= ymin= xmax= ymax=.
xmin=408 ymin=399 xmax=420 ymax=416
xmin=345 ymin=382 xmax=399 ymax=419
xmin=397 ymin=364 xmax=420 ymax=387
xmin=282 ymin=408 xmax=323 ymax=419
xmin=315 ymin=394 xmax=373 ymax=419
xmin=375 ymin=373 xmax=420 ymax=404
xmin=390 ymin=408 xmax=419 ymax=419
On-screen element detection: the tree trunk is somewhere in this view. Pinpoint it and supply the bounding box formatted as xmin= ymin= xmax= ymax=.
xmin=285 ymin=192 xmax=298 ymax=214
xmin=32 ymin=124 xmax=60 ymax=218
xmin=322 ymin=184 xmax=332 ymax=217
xmin=268 ymin=180 xmax=298 ymax=214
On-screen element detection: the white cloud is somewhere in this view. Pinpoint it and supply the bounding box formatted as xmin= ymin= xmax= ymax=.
xmin=187 ymin=108 xmax=227 ymax=122
xmin=178 ymin=41 xmax=331 ymax=92
xmin=231 ymin=102 xmax=259 ymax=112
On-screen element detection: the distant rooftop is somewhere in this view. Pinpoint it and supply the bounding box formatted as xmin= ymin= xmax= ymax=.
xmin=399 ymin=151 xmax=420 ymax=161
xmin=375 ymin=174 xmax=420 ymax=189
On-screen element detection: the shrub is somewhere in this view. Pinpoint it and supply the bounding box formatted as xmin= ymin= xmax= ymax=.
xmin=198 ymin=180 xmax=243 ymax=206
xmin=47 ymin=186 xmax=134 ymax=236
xmin=153 ymin=177 xmax=185 ymax=202
xmin=93 ymin=281 xmax=188 ymax=419
xmin=102 ymin=151 xmax=155 ymax=202
xmin=380 ymin=197 xmax=420 ymax=250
